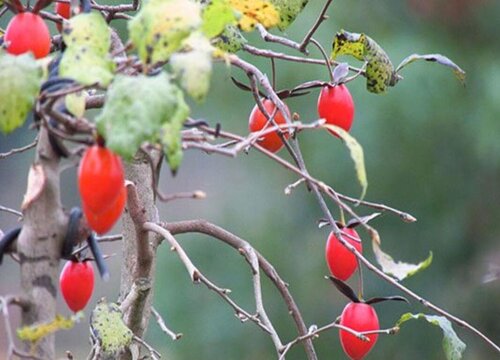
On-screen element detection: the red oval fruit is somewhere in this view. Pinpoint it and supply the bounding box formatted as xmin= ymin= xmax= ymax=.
xmin=248 ymin=99 xmax=291 ymax=153
xmin=325 ymin=227 xmax=362 ymax=281
xmin=60 ymin=260 xmax=94 ymax=312
xmin=78 ymin=145 xmax=125 ymax=215
xmin=317 ymin=84 xmax=355 ymax=135
xmin=4 ymin=13 xmax=51 ymax=59
xmin=55 ymin=2 xmax=71 ymax=32
xmin=339 ymin=302 xmax=379 ymax=360
xmin=83 ymin=185 xmax=127 ymax=235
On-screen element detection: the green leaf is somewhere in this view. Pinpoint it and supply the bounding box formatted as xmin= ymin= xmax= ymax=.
xmin=171 ymin=32 xmax=213 ymax=102
xmin=270 ymin=0 xmax=309 ymax=30
xmin=331 ymin=30 xmax=400 ymax=94
xmin=90 ymin=300 xmax=133 ymax=355
xmin=202 ymin=0 xmax=237 ymax=38
xmin=323 ymin=124 xmax=368 ymax=200
xmin=128 ymin=0 xmax=202 ymax=65
xmin=61 ymin=12 xmax=111 ymax=55
xmin=96 ymin=72 xmax=189 ymax=166
xmin=373 ymin=240 xmax=433 ymax=281
xmin=397 ymin=313 xmax=466 ymax=360
xmin=60 ymin=48 xmax=115 ymax=86
xmin=396 ymin=53 xmax=466 ymax=85
xmin=213 ymin=25 xmax=247 ymax=53
xmin=0 ymin=52 xmax=43 ymax=134
xmin=65 ymin=91 xmax=87 ymax=118
xmin=17 ymin=312 xmax=83 ymax=342
xmin=59 ymin=12 xmax=115 ymax=86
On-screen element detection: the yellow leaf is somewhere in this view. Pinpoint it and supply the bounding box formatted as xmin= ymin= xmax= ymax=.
xmin=229 ymin=0 xmax=280 ymax=31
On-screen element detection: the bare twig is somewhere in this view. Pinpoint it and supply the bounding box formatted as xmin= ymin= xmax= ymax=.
xmin=256 ymin=24 xmax=304 ymax=53
xmin=298 ymin=0 xmax=334 ymax=52
xmin=0 ymin=138 xmax=38 ymax=160
xmin=0 ymin=205 xmax=22 ymax=217
xmin=163 ymin=220 xmax=318 ymax=360
xmin=158 ymin=190 xmax=206 ymax=203
xmin=151 ymin=307 xmax=182 ymax=341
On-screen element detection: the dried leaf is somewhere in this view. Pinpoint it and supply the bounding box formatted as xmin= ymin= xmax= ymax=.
xmin=372 ymin=240 xmax=432 ymax=281
xmin=22 ymin=164 xmax=46 ymax=210
xmin=396 ymin=53 xmax=466 ymax=85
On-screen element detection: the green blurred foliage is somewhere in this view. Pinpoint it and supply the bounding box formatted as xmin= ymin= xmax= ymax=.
xmin=1 ymin=0 xmax=500 ymax=359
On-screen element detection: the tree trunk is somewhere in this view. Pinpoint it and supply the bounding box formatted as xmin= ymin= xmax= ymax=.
xmin=17 ymin=128 xmax=67 ymax=358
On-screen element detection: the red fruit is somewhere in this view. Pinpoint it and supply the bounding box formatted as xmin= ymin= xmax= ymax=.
xmin=56 ymin=2 xmax=71 ymax=19
xmin=78 ymin=145 xmax=125 ymax=216
xmin=339 ymin=302 xmax=379 ymax=360
xmin=83 ymin=185 xmax=127 ymax=235
xmin=55 ymin=2 xmax=71 ymax=32
xmin=317 ymin=84 xmax=355 ymax=135
xmin=60 ymin=260 xmax=94 ymax=312
xmin=325 ymin=227 xmax=362 ymax=281
xmin=4 ymin=13 xmax=51 ymax=59
xmin=248 ymin=99 xmax=291 ymax=153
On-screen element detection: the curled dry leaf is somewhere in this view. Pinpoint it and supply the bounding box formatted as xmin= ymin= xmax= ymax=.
xmin=21 ymin=164 xmax=46 ymax=210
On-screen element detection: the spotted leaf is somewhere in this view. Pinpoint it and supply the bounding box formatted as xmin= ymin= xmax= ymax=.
xmin=128 ymin=0 xmax=202 ymax=64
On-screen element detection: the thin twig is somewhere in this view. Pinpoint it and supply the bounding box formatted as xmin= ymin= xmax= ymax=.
xmin=0 ymin=138 xmax=38 ymax=160
xmin=299 ymin=0 xmax=334 ymax=52
xmin=151 ymin=307 xmax=183 ymax=341
xmin=0 ymin=205 xmax=22 ymax=217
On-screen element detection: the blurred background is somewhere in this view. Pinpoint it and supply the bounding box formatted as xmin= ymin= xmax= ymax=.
xmin=1 ymin=0 xmax=500 ymax=358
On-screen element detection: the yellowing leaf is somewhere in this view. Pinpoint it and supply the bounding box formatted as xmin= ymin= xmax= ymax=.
xmin=59 ymin=12 xmax=115 ymax=86
xmin=0 ymin=52 xmax=43 ymax=134
xmin=202 ymin=0 xmax=237 ymax=38
xmin=323 ymin=124 xmax=368 ymax=200
xmin=17 ymin=313 xmax=83 ymax=343
xmin=229 ymin=0 xmax=279 ymax=31
xmin=397 ymin=314 xmax=466 ymax=360
xmin=128 ymin=0 xmax=202 ymax=64
xmin=331 ymin=30 xmax=399 ymax=94
xmin=171 ymin=32 xmax=213 ymax=102
xmin=373 ymin=240 xmax=433 ymax=281
xmin=270 ymin=0 xmax=309 ymax=30
xmin=213 ymin=25 xmax=247 ymax=53
xmin=65 ymin=91 xmax=87 ymax=118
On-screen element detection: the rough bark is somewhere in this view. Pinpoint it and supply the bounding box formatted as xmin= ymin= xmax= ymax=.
xmin=17 ymin=128 xmax=67 ymax=359
xmin=119 ymin=149 xmax=162 ymax=341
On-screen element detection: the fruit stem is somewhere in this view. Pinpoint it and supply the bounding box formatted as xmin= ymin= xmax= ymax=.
xmin=310 ymin=38 xmax=334 ymax=83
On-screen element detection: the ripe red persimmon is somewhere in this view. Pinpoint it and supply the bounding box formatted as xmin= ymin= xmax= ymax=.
xmin=78 ymin=145 xmax=125 ymax=216
xmin=317 ymin=84 xmax=355 ymax=135
xmin=83 ymin=185 xmax=127 ymax=235
xmin=325 ymin=227 xmax=362 ymax=281
xmin=248 ymin=99 xmax=291 ymax=153
xmin=339 ymin=302 xmax=379 ymax=360
xmin=4 ymin=13 xmax=51 ymax=59
xmin=55 ymin=2 xmax=71 ymax=32
xmin=60 ymin=260 xmax=94 ymax=312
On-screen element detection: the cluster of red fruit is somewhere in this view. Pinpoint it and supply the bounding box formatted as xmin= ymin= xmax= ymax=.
xmin=2 ymin=3 xmax=71 ymax=59
xmin=248 ymin=84 xmax=378 ymax=359
xmin=60 ymin=144 xmax=126 ymax=313
xmin=326 ymin=227 xmax=379 ymax=360
xmin=248 ymin=84 xmax=355 ymax=152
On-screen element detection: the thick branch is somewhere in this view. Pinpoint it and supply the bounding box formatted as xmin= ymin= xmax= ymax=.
xmin=164 ymin=219 xmax=318 ymax=360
